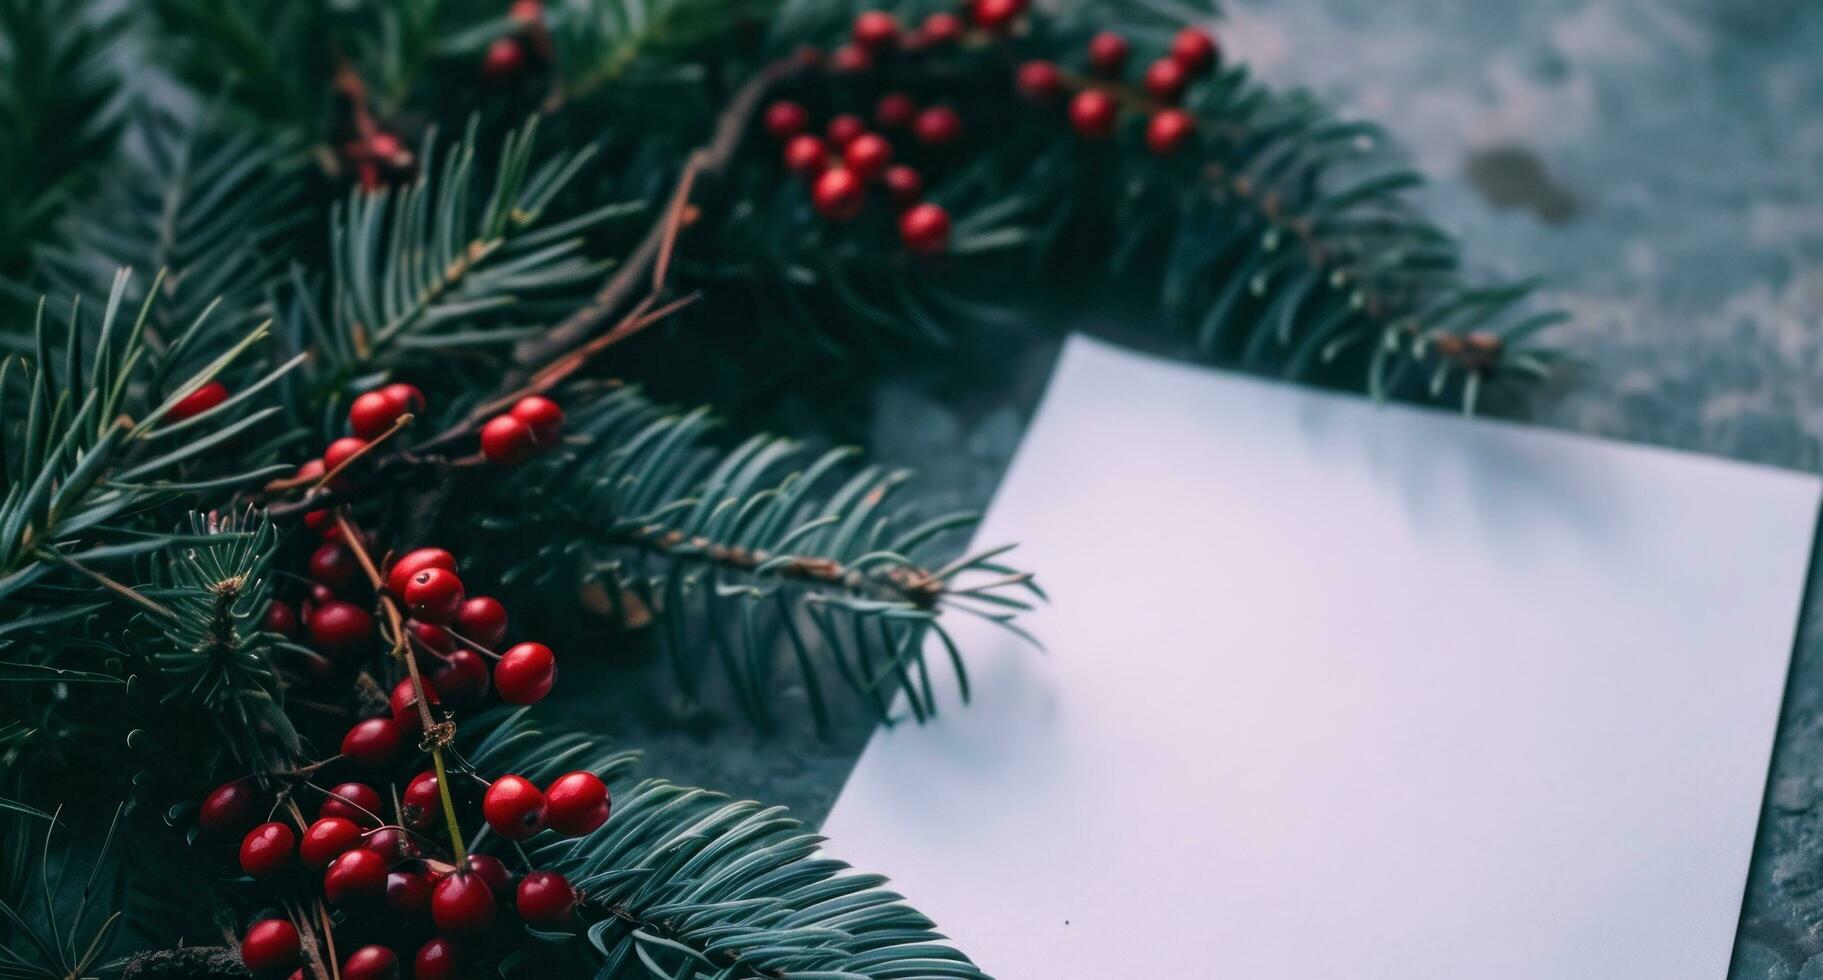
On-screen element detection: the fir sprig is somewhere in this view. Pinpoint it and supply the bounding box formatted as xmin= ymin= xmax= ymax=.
xmin=488 ymin=383 xmax=1038 ymax=735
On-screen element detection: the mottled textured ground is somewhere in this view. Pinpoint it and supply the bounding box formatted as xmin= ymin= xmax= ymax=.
xmin=566 ymin=2 xmax=1823 ymax=975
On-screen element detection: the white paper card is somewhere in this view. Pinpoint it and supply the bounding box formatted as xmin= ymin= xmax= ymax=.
xmin=821 ymin=336 xmax=1821 ymax=979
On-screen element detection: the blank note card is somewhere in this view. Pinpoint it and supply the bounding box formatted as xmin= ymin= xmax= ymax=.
xmin=821 ymin=336 xmax=1821 ymax=979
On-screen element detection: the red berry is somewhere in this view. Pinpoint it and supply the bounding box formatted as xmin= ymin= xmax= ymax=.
xmin=898 ymin=203 xmax=952 ymax=255
xmin=323 ymin=436 xmax=368 ymax=474
xmin=843 ymin=133 xmax=892 ymax=182
xmin=509 ymin=0 xmax=543 ymax=24
xmin=389 ymin=676 xmax=441 ymax=732
xmin=414 ymin=938 xmax=457 ymax=980
xmin=509 ymin=395 xmax=564 ymax=445
xmin=764 ymin=100 xmax=809 ymax=139
xmin=321 ymin=782 xmax=382 ymax=826
xmin=1016 ymin=60 xmax=1062 ymax=101
xmin=456 ymin=596 xmax=508 ymax=648
xmin=363 ymin=827 xmax=420 ymax=865
xmin=1144 ymin=57 xmax=1187 ymax=102
xmin=1088 ymin=31 xmax=1129 ymax=75
xmin=308 ymin=542 xmax=361 ymax=591
xmin=308 ymin=600 xmax=374 ymax=655
xmin=381 ymin=383 xmax=426 ymax=414
xmin=404 ymin=567 xmax=465 ymax=624
xmin=1170 ymin=26 xmax=1218 ymax=74
xmin=433 ymin=649 xmax=492 ymax=705
xmin=464 ymin=853 xmax=512 ymax=894
xmin=343 ymin=945 xmax=399 ymax=980
xmin=875 ymin=93 xmax=916 ymax=129
xmin=483 ymin=775 xmax=547 ymax=839
xmin=411 ymin=623 xmax=455 ymax=656
xmin=348 ymin=390 xmax=404 ymax=439
xmin=482 ymin=36 xmax=527 ymax=80
xmin=403 ymin=771 xmax=442 ymax=831
xmin=970 ymin=0 xmax=1025 ymax=30
xmin=303 ymin=508 xmax=335 ymax=536
xmin=325 ymin=847 xmax=389 ymax=905
xmin=1069 ymin=89 xmax=1118 ymax=138
xmin=341 ymin=717 xmax=402 ymax=768
xmin=516 ymin=871 xmax=576 ymax=927
xmin=387 ymin=548 xmax=456 ymax=600
xmin=241 ymin=919 xmax=301 ymax=974
xmin=912 ymin=106 xmax=961 ymax=145
xmin=825 ymin=113 xmax=865 ymax=149
xmin=1146 ymin=108 xmax=1195 ymax=155
xmin=300 ymin=816 xmax=364 ymax=869
xmin=921 ymin=10 xmax=964 ymax=43
xmin=853 ymin=10 xmax=898 ymax=48
xmin=811 ymin=168 xmax=865 ymax=221
xmin=200 ymin=780 xmax=258 ymax=835
xmin=167 ymin=380 xmax=229 ymax=423
xmin=431 ymin=871 xmax=496 ymax=933
xmin=239 ymin=821 xmax=295 ymax=878
xmin=828 ymin=44 xmax=872 ymax=72
xmin=544 ymin=771 xmax=611 ymax=836
xmin=495 ymin=642 xmax=557 ymax=704
xmin=882 ymin=165 xmax=924 ymax=208
xmin=386 ymin=869 xmax=434 ymax=920
xmin=783 ymin=134 xmax=829 ymax=176
xmin=480 ymin=414 xmax=536 ymax=465
xmin=263 ymin=600 xmax=299 ymax=636
xmin=309 ymin=583 xmax=337 ymax=607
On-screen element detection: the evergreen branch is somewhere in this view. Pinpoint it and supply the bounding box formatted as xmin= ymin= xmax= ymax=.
xmin=316 ymin=115 xmax=632 ymax=374
xmin=0 ymin=0 xmax=127 ymax=276
xmin=25 ymin=106 xmax=301 ymax=362
xmin=490 ymin=384 xmax=1036 ymax=734
xmin=535 ymin=779 xmax=987 ymax=979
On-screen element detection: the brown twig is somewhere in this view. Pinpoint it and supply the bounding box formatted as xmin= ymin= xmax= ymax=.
xmin=334 ymin=510 xmax=467 ymax=862
xmin=508 ymin=55 xmax=802 ymax=371
xmin=46 ymin=551 xmax=179 ymax=620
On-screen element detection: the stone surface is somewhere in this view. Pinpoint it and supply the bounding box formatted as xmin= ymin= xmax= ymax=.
xmin=1219 ymin=3 xmax=1823 ymax=974
xmin=562 ymin=2 xmax=1823 ymax=975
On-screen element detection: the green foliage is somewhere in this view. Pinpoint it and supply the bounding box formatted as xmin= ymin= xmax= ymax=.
xmin=308 ymin=116 xmax=637 ymax=376
xmin=0 ymin=805 xmax=129 ymax=980
xmin=30 ymin=109 xmax=303 ymax=369
xmin=532 ymin=779 xmax=988 ymax=979
xmin=488 ymin=383 xmax=1039 ymax=736
xmin=137 ymin=509 xmax=302 ymax=771
xmin=0 ymin=276 xmax=296 ymax=618
xmin=0 ymin=0 xmax=127 ymax=276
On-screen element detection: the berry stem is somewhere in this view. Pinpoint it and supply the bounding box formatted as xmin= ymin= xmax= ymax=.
xmin=333 ymin=511 xmax=467 ymax=862
xmin=312 ymin=411 xmax=415 ymax=491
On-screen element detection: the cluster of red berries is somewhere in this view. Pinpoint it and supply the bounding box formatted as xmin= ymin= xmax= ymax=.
xmin=207 ymin=762 xmax=607 ymax=977
xmin=1017 ymin=26 xmax=1217 ymax=155
xmin=264 ymin=539 xmax=558 ymax=713
xmin=763 ymin=5 xmax=1031 ymax=256
xmin=764 ymin=89 xmax=953 ymax=255
xmin=478 ymin=394 xmax=565 ymax=465
xmin=819 ymin=0 xmax=1032 ymax=66
xmin=299 ymin=382 xmax=564 ymax=493
xmin=227 ymin=523 xmax=592 ymax=976
xmin=481 ymin=0 xmax=547 ymax=82
xmin=481 ymin=771 xmax=610 ymax=840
